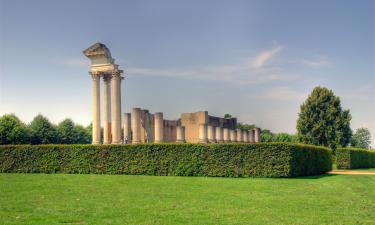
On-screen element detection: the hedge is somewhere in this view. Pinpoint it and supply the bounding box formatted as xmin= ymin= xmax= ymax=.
xmin=0 ymin=143 xmax=332 ymax=177
xmin=336 ymin=147 xmax=375 ymax=169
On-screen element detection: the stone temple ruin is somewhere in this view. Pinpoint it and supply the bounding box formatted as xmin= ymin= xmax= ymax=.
xmin=84 ymin=43 xmax=261 ymax=144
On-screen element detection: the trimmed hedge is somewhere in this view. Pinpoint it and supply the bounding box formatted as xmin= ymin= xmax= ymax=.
xmin=0 ymin=143 xmax=331 ymax=177
xmin=336 ymin=147 xmax=375 ymax=169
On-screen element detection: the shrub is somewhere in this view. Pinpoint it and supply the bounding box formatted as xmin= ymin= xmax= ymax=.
xmin=336 ymin=147 xmax=375 ymax=169
xmin=0 ymin=143 xmax=332 ymax=177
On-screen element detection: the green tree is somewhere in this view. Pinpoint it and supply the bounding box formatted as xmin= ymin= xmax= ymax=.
xmin=29 ymin=114 xmax=58 ymax=144
xmin=273 ymin=133 xmax=299 ymax=143
xmin=74 ymin=124 xmax=91 ymax=144
xmin=297 ymin=87 xmax=352 ymax=149
xmin=224 ymin=114 xmax=232 ymax=119
xmin=0 ymin=114 xmax=30 ymax=144
xmin=350 ymin=128 xmax=371 ymax=149
xmin=57 ymin=118 xmax=75 ymax=144
xmin=237 ymin=123 xmax=256 ymax=130
xmin=260 ymin=129 xmax=274 ymax=142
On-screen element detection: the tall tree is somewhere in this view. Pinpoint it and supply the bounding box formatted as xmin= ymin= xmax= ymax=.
xmin=57 ymin=118 xmax=75 ymax=144
xmin=74 ymin=124 xmax=91 ymax=144
xmin=297 ymin=87 xmax=352 ymax=149
xmin=28 ymin=114 xmax=58 ymax=144
xmin=0 ymin=114 xmax=30 ymax=144
xmin=350 ymin=128 xmax=372 ymax=149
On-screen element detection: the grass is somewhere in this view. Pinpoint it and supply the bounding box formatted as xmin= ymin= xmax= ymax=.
xmin=0 ymin=174 xmax=374 ymax=225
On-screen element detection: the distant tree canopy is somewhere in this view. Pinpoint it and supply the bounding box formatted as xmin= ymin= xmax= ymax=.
xmin=0 ymin=114 xmax=30 ymax=144
xmin=224 ymin=114 xmax=232 ymax=119
xmin=297 ymin=87 xmax=352 ymax=149
xmin=350 ymin=128 xmax=372 ymax=149
xmin=0 ymin=114 xmax=91 ymax=145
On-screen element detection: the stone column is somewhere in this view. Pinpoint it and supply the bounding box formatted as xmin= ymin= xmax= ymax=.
xmin=91 ymin=73 xmax=101 ymax=144
xmin=123 ymin=113 xmax=131 ymax=144
xmin=254 ymin=128 xmax=261 ymax=143
xmin=215 ymin=127 xmax=223 ymax=143
xmin=111 ymin=71 xmax=122 ymax=144
xmin=154 ymin=112 xmax=164 ymax=143
xmin=176 ymin=126 xmax=186 ymax=143
xmin=236 ymin=129 xmax=243 ymax=142
xmin=199 ymin=124 xmax=208 ymax=143
xmin=103 ymin=75 xmax=111 ymax=144
xmin=243 ymin=130 xmax=249 ymax=143
xmin=249 ymin=129 xmax=255 ymax=143
xmin=207 ymin=125 xmax=216 ymax=143
xmin=132 ymin=108 xmax=141 ymax=144
xmin=230 ymin=129 xmax=237 ymax=142
xmin=223 ymin=128 xmax=230 ymax=143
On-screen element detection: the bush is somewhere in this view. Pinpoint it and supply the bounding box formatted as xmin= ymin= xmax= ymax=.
xmin=336 ymin=147 xmax=375 ymax=169
xmin=0 ymin=143 xmax=332 ymax=177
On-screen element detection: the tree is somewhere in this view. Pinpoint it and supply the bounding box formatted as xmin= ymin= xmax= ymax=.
xmin=74 ymin=124 xmax=91 ymax=144
xmin=224 ymin=114 xmax=232 ymax=119
xmin=57 ymin=119 xmax=75 ymax=144
xmin=297 ymin=87 xmax=352 ymax=149
xmin=237 ymin=123 xmax=256 ymax=130
xmin=273 ymin=133 xmax=299 ymax=143
xmin=28 ymin=114 xmax=58 ymax=144
xmin=351 ymin=128 xmax=371 ymax=149
xmin=0 ymin=114 xmax=30 ymax=144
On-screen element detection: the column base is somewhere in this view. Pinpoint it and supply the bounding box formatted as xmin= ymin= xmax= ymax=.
xmin=199 ymin=139 xmax=208 ymax=144
xmin=176 ymin=140 xmax=186 ymax=143
xmin=111 ymin=141 xmax=122 ymax=144
xmin=92 ymin=141 xmax=101 ymax=145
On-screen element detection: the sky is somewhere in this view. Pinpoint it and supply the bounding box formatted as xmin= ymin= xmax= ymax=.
xmin=0 ymin=0 xmax=374 ymax=144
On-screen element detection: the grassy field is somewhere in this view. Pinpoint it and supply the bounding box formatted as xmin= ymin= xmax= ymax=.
xmin=1 ymin=173 xmax=374 ymax=225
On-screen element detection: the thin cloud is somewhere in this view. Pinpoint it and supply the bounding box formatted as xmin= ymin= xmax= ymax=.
xmin=60 ymin=58 xmax=89 ymax=66
xmin=250 ymin=46 xmax=283 ymax=69
xmin=260 ymin=87 xmax=307 ymax=101
xmin=300 ymin=56 xmax=331 ymax=68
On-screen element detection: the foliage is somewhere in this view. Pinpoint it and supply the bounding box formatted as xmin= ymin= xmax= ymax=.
xmin=236 ymin=123 xmax=256 ymax=130
xmin=336 ymin=147 xmax=375 ymax=169
xmin=28 ymin=114 xmax=58 ymax=144
xmin=297 ymin=86 xmax=352 ymax=149
xmin=350 ymin=128 xmax=372 ymax=149
xmin=224 ymin=114 xmax=232 ymax=119
xmin=260 ymin=131 xmax=298 ymax=143
xmin=57 ymin=118 xmax=76 ymax=144
xmin=74 ymin=125 xmax=91 ymax=144
xmin=0 ymin=114 xmax=30 ymax=144
xmin=0 ymin=143 xmax=331 ymax=177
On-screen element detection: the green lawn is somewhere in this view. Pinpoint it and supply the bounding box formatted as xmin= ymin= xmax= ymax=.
xmin=1 ymin=174 xmax=374 ymax=225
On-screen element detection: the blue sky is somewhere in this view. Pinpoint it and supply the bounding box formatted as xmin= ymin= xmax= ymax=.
xmin=0 ymin=0 xmax=374 ymax=143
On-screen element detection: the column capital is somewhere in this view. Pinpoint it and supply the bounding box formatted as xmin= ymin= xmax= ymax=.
xmin=90 ymin=72 xmax=101 ymax=81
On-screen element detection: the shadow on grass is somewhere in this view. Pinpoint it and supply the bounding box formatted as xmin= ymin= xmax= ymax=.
xmin=296 ymin=173 xmax=338 ymax=179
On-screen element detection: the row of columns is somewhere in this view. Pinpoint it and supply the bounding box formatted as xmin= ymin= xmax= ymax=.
xmin=199 ymin=124 xmax=260 ymax=143
xmin=91 ymin=71 xmax=123 ymax=144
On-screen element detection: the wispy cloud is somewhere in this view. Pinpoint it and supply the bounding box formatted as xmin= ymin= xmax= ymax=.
xmin=300 ymin=56 xmax=331 ymax=68
xmin=250 ymin=46 xmax=282 ymax=69
xmin=260 ymin=87 xmax=307 ymax=101
xmin=60 ymin=58 xmax=89 ymax=66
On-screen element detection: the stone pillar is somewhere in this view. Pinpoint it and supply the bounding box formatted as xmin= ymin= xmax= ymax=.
xmin=249 ymin=129 xmax=255 ymax=143
xmin=91 ymin=73 xmax=101 ymax=144
xmin=215 ymin=127 xmax=223 ymax=143
xmin=111 ymin=71 xmax=122 ymax=144
xmin=154 ymin=112 xmax=164 ymax=143
xmin=123 ymin=113 xmax=131 ymax=144
xmin=132 ymin=108 xmax=141 ymax=144
xmin=254 ymin=128 xmax=261 ymax=143
xmin=243 ymin=130 xmax=249 ymax=143
xmin=207 ymin=125 xmax=216 ymax=143
xmin=223 ymin=128 xmax=230 ymax=143
xmin=176 ymin=126 xmax=186 ymax=143
xmin=236 ymin=129 xmax=243 ymax=142
xmin=199 ymin=124 xmax=208 ymax=143
xmin=230 ymin=129 xmax=237 ymax=142
xmin=103 ymin=76 xmax=111 ymax=144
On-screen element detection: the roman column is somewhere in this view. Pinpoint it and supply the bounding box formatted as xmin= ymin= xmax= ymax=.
xmin=91 ymin=72 xmax=101 ymax=144
xmin=207 ymin=125 xmax=216 ymax=143
xmin=244 ymin=130 xmax=249 ymax=143
xmin=111 ymin=71 xmax=122 ymax=144
xmin=254 ymin=128 xmax=261 ymax=143
xmin=223 ymin=128 xmax=230 ymax=143
xmin=176 ymin=126 xmax=185 ymax=143
xmin=249 ymin=129 xmax=255 ymax=143
xmin=237 ymin=129 xmax=243 ymax=142
xmin=199 ymin=124 xmax=208 ymax=143
xmin=132 ymin=108 xmax=141 ymax=144
xmin=230 ymin=129 xmax=237 ymax=143
xmin=154 ymin=112 xmax=164 ymax=143
xmin=123 ymin=113 xmax=131 ymax=144
xmin=216 ymin=127 xmax=223 ymax=143
xmin=103 ymin=75 xmax=111 ymax=144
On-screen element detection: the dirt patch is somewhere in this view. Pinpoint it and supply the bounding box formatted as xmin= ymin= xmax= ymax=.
xmin=328 ymin=170 xmax=375 ymax=175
